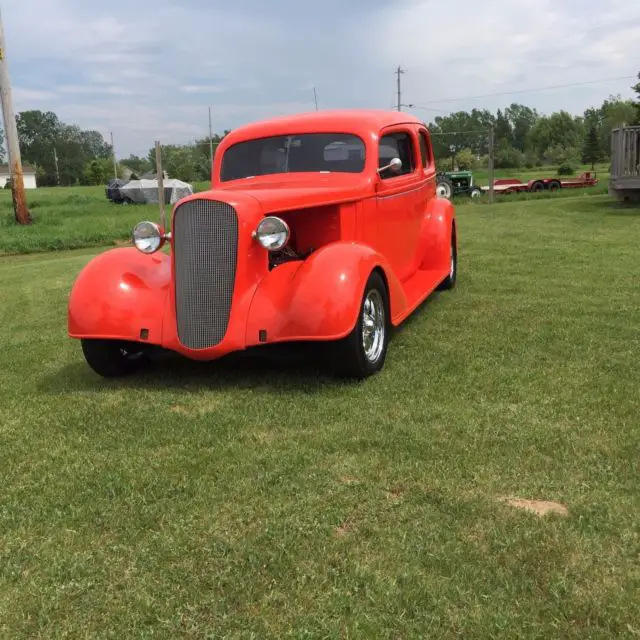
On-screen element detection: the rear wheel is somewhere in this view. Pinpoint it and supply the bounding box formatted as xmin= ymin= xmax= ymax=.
xmin=438 ymin=227 xmax=458 ymax=290
xmin=530 ymin=181 xmax=545 ymax=192
xmin=436 ymin=176 xmax=454 ymax=199
xmin=548 ymin=180 xmax=561 ymax=192
xmin=331 ymin=271 xmax=390 ymax=379
xmin=81 ymin=339 xmax=150 ymax=378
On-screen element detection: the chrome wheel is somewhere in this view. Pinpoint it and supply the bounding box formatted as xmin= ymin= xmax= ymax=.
xmin=361 ymin=289 xmax=385 ymax=364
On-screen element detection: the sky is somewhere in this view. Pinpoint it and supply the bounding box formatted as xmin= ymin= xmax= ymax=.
xmin=4 ymin=0 xmax=640 ymax=158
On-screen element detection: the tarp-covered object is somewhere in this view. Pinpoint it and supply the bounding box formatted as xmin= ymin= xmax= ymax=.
xmin=116 ymin=178 xmax=194 ymax=204
xmin=105 ymin=178 xmax=128 ymax=203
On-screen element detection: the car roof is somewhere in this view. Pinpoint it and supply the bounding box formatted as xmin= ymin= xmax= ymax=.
xmin=220 ymin=109 xmax=425 ymax=145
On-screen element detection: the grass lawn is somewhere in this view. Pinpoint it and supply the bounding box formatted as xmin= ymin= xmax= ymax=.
xmin=1 ymin=194 xmax=639 ymax=637
xmin=0 ymin=165 xmax=609 ymax=257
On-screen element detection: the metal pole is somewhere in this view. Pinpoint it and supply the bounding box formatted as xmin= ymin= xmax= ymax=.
xmin=110 ymin=131 xmax=118 ymax=179
xmin=488 ymin=126 xmax=495 ymax=204
xmin=208 ymin=106 xmax=214 ymax=167
xmin=396 ymin=66 xmax=404 ymax=111
xmin=155 ymin=140 xmax=166 ymax=230
xmin=0 ymin=8 xmax=30 ymax=224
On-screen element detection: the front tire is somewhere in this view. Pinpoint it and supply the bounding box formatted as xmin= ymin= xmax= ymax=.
xmin=469 ymin=186 xmax=482 ymax=199
xmin=331 ymin=271 xmax=390 ymax=379
xmin=81 ymin=339 xmax=150 ymax=378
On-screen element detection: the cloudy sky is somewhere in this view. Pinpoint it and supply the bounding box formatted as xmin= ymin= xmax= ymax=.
xmin=5 ymin=0 xmax=640 ymax=157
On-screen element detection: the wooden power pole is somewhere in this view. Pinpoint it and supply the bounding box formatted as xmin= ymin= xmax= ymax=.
xmin=488 ymin=126 xmax=495 ymax=204
xmin=396 ymin=66 xmax=405 ymax=111
xmin=0 ymin=9 xmax=31 ymax=224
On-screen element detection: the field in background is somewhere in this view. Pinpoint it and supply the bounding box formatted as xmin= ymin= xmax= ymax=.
xmin=1 ymin=195 xmax=639 ymax=637
xmin=0 ymin=164 xmax=611 ymax=256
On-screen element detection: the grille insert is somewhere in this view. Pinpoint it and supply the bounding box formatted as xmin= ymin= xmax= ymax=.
xmin=173 ymin=199 xmax=238 ymax=349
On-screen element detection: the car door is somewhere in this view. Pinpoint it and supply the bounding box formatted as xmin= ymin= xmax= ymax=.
xmin=375 ymin=127 xmax=424 ymax=282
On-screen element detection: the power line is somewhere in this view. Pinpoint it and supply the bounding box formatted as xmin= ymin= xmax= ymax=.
xmin=412 ymin=75 xmax=637 ymax=106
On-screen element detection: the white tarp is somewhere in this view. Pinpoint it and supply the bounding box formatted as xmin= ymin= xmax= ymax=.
xmin=119 ymin=178 xmax=193 ymax=204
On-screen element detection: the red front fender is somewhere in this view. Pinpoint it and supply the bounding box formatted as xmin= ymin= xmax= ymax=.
xmin=68 ymin=248 xmax=171 ymax=344
xmin=245 ymin=242 xmax=407 ymax=346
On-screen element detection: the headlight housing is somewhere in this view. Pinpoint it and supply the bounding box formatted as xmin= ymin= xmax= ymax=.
xmin=253 ymin=216 xmax=290 ymax=251
xmin=132 ymin=221 xmax=165 ymax=254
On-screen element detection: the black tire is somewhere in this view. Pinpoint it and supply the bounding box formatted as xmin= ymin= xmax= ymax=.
xmin=548 ymin=180 xmax=561 ymax=192
xmin=530 ymin=181 xmax=545 ymax=192
xmin=436 ymin=175 xmax=454 ymax=199
xmin=330 ymin=271 xmax=390 ymax=379
xmin=469 ymin=187 xmax=482 ymax=199
xmin=81 ymin=339 xmax=150 ymax=378
xmin=437 ymin=226 xmax=457 ymax=291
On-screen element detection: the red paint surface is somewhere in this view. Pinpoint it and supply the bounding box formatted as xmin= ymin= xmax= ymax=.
xmin=68 ymin=110 xmax=456 ymax=361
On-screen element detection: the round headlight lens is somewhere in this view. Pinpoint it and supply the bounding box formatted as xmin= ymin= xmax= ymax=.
xmin=132 ymin=221 xmax=162 ymax=254
xmin=255 ymin=216 xmax=290 ymax=251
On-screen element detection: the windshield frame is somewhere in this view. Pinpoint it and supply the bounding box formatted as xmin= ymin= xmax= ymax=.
xmin=219 ymin=132 xmax=367 ymax=182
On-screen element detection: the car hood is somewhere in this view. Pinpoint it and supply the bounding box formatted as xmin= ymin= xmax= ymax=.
xmin=213 ymin=175 xmax=374 ymax=214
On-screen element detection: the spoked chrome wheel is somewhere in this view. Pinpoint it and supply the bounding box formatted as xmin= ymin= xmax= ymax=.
xmin=361 ymin=289 xmax=386 ymax=364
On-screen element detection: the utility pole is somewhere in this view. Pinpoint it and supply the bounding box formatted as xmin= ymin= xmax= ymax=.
xmin=396 ymin=66 xmax=405 ymax=111
xmin=53 ymin=147 xmax=60 ymax=185
xmin=110 ymin=131 xmax=118 ymax=179
xmin=155 ymin=140 xmax=166 ymax=231
xmin=488 ymin=126 xmax=495 ymax=204
xmin=208 ymin=106 xmax=214 ymax=167
xmin=313 ymin=86 xmax=318 ymax=111
xmin=0 ymin=8 xmax=30 ymax=224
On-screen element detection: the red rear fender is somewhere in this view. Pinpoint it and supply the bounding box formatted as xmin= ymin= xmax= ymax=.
xmin=418 ymin=196 xmax=456 ymax=272
xmin=68 ymin=248 xmax=171 ymax=344
xmin=245 ymin=242 xmax=407 ymax=345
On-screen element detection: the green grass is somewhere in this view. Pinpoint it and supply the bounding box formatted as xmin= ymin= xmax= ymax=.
xmin=1 ymin=195 xmax=639 ymax=637
xmin=0 ymin=164 xmax=610 ymax=256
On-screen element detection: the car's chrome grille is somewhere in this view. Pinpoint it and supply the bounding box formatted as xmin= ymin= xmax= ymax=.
xmin=173 ymin=199 xmax=238 ymax=349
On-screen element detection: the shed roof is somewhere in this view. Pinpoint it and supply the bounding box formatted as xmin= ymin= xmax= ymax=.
xmin=0 ymin=164 xmax=36 ymax=174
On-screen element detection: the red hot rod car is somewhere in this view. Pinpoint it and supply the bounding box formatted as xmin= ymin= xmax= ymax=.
xmin=68 ymin=110 xmax=458 ymax=379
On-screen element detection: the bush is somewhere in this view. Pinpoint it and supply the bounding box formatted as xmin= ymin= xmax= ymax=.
xmin=495 ymin=146 xmax=524 ymax=169
xmin=557 ymin=163 xmax=576 ymax=176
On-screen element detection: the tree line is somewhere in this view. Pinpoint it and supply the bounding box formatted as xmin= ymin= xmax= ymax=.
xmin=4 ymin=73 xmax=640 ymax=185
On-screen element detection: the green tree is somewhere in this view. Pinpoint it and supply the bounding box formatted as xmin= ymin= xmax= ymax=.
xmin=494 ymin=109 xmax=513 ymax=148
xmin=505 ymin=104 xmax=539 ymax=152
xmin=582 ymin=125 xmax=601 ymax=169
xmin=454 ymin=148 xmax=475 ymax=170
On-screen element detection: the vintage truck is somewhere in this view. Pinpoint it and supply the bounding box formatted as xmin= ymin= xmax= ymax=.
xmin=68 ymin=110 xmax=457 ymax=379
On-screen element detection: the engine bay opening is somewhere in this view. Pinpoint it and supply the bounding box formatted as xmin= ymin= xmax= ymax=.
xmin=267 ymin=204 xmax=342 ymax=270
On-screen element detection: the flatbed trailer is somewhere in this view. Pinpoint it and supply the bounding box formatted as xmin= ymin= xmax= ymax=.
xmin=481 ymin=172 xmax=598 ymax=195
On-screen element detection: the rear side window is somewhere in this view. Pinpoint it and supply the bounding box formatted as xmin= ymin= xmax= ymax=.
xmin=378 ymin=132 xmax=415 ymax=179
xmin=419 ymin=130 xmax=432 ymax=169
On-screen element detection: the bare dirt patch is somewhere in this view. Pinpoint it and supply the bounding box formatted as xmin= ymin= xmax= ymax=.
xmin=498 ymin=497 xmax=568 ymax=517
xmin=334 ymin=519 xmax=357 ymax=538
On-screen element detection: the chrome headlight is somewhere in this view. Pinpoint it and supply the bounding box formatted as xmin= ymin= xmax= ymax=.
xmin=132 ymin=221 xmax=165 ymax=254
xmin=253 ymin=216 xmax=290 ymax=251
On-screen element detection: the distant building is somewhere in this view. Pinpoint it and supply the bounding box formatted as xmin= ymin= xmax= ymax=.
xmin=0 ymin=165 xmax=37 ymax=189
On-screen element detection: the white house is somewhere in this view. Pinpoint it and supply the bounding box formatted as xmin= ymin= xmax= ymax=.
xmin=0 ymin=165 xmax=37 ymax=189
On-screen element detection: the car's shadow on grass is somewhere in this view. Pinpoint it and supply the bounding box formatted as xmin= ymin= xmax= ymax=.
xmin=40 ymin=341 xmax=354 ymax=395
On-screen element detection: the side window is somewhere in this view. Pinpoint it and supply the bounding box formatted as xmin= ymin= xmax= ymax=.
xmin=419 ymin=130 xmax=432 ymax=169
xmin=378 ymin=132 xmax=415 ymax=179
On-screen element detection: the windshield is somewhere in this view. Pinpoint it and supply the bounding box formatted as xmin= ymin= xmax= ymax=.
xmin=220 ymin=133 xmax=366 ymax=181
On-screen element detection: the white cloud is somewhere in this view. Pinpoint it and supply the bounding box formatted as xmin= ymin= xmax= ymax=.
xmin=4 ymin=0 xmax=639 ymax=156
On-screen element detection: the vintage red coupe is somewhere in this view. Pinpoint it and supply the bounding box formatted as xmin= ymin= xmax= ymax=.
xmin=68 ymin=110 xmax=457 ymax=379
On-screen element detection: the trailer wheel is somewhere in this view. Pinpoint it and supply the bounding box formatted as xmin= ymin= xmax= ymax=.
xmin=548 ymin=180 xmax=561 ymax=192
xmin=530 ymin=181 xmax=545 ymax=192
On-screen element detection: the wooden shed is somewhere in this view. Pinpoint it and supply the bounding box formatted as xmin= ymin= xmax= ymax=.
xmin=610 ymin=125 xmax=640 ymax=202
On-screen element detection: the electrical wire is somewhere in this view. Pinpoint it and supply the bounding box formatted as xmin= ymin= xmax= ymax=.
xmin=411 ymin=75 xmax=637 ymax=106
